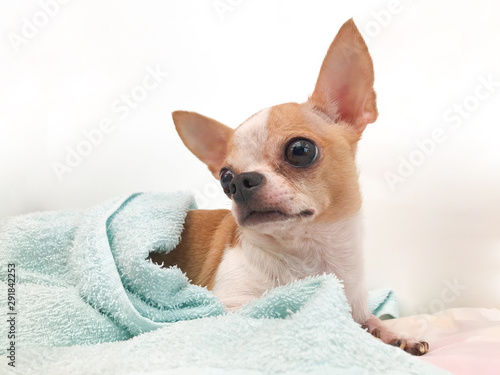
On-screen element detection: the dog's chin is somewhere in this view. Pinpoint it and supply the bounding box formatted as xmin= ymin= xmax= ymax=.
xmin=236 ymin=207 xmax=315 ymax=227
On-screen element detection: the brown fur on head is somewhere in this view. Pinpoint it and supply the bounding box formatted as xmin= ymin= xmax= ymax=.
xmin=172 ymin=19 xmax=377 ymax=231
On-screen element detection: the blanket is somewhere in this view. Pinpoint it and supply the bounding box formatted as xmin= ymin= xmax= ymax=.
xmin=0 ymin=192 xmax=448 ymax=374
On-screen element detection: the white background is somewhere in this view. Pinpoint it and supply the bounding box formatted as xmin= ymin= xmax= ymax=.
xmin=1 ymin=0 xmax=499 ymax=316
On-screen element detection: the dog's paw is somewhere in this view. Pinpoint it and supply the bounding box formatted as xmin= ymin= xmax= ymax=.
xmin=389 ymin=338 xmax=429 ymax=356
xmin=362 ymin=315 xmax=429 ymax=356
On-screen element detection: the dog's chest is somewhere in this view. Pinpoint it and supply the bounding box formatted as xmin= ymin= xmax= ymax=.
xmin=210 ymin=215 xmax=363 ymax=310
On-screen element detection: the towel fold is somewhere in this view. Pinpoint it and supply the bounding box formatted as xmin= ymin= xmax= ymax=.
xmin=0 ymin=192 xmax=225 ymax=351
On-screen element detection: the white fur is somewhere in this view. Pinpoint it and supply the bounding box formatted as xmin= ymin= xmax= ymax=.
xmin=211 ymin=211 xmax=370 ymax=323
xmin=228 ymin=107 xmax=316 ymax=222
xmin=230 ymin=107 xmax=270 ymax=171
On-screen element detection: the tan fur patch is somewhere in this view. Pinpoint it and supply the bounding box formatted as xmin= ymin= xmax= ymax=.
xmin=262 ymin=102 xmax=363 ymax=222
xmin=148 ymin=209 xmax=239 ymax=289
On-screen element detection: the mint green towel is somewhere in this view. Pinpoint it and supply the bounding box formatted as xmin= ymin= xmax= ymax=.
xmin=0 ymin=192 xmax=447 ymax=374
xmin=0 ymin=192 xmax=225 ymax=351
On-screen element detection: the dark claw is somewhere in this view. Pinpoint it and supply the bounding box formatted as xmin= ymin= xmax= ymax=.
xmin=390 ymin=339 xmax=429 ymax=356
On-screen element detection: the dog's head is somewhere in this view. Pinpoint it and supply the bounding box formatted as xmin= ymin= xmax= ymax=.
xmin=172 ymin=19 xmax=377 ymax=232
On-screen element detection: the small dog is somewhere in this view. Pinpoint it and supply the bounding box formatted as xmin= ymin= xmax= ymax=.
xmin=150 ymin=19 xmax=429 ymax=356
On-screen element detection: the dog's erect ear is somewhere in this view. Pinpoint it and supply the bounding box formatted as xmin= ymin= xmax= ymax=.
xmin=309 ymin=18 xmax=378 ymax=134
xmin=172 ymin=111 xmax=234 ymax=177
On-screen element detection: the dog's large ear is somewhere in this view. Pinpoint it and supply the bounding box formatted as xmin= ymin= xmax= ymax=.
xmin=309 ymin=18 xmax=378 ymax=134
xmin=172 ymin=111 xmax=234 ymax=177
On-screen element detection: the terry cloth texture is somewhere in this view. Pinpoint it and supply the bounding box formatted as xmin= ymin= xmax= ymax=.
xmin=0 ymin=192 xmax=446 ymax=374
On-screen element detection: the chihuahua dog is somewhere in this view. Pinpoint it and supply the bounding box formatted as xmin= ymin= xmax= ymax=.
xmin=150 ymin=19 xmax=429 ymax=356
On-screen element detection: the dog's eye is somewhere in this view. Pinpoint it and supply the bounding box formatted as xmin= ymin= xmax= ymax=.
xmin=285 ymin=139 xmax=318 ymax=167
xmin=219 ymin=168 xmax=234 ymax=195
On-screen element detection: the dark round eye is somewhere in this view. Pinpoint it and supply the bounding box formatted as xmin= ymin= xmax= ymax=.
xmin=285 ymin=139 xmax=318 ymax=167
xmin=219 ymin=168 xmax=234 ymax=195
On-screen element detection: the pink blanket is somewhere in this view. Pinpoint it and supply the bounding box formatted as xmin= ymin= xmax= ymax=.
xmin=384 ymin=308 xmax=500 ymax=375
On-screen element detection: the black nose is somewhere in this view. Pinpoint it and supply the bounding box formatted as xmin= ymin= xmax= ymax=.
xmin=230 ymin=172 xmax=264 ymax=203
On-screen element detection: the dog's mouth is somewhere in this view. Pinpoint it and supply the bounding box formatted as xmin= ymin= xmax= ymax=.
xmin=241 ymin=208 xmax=314 ymax=226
